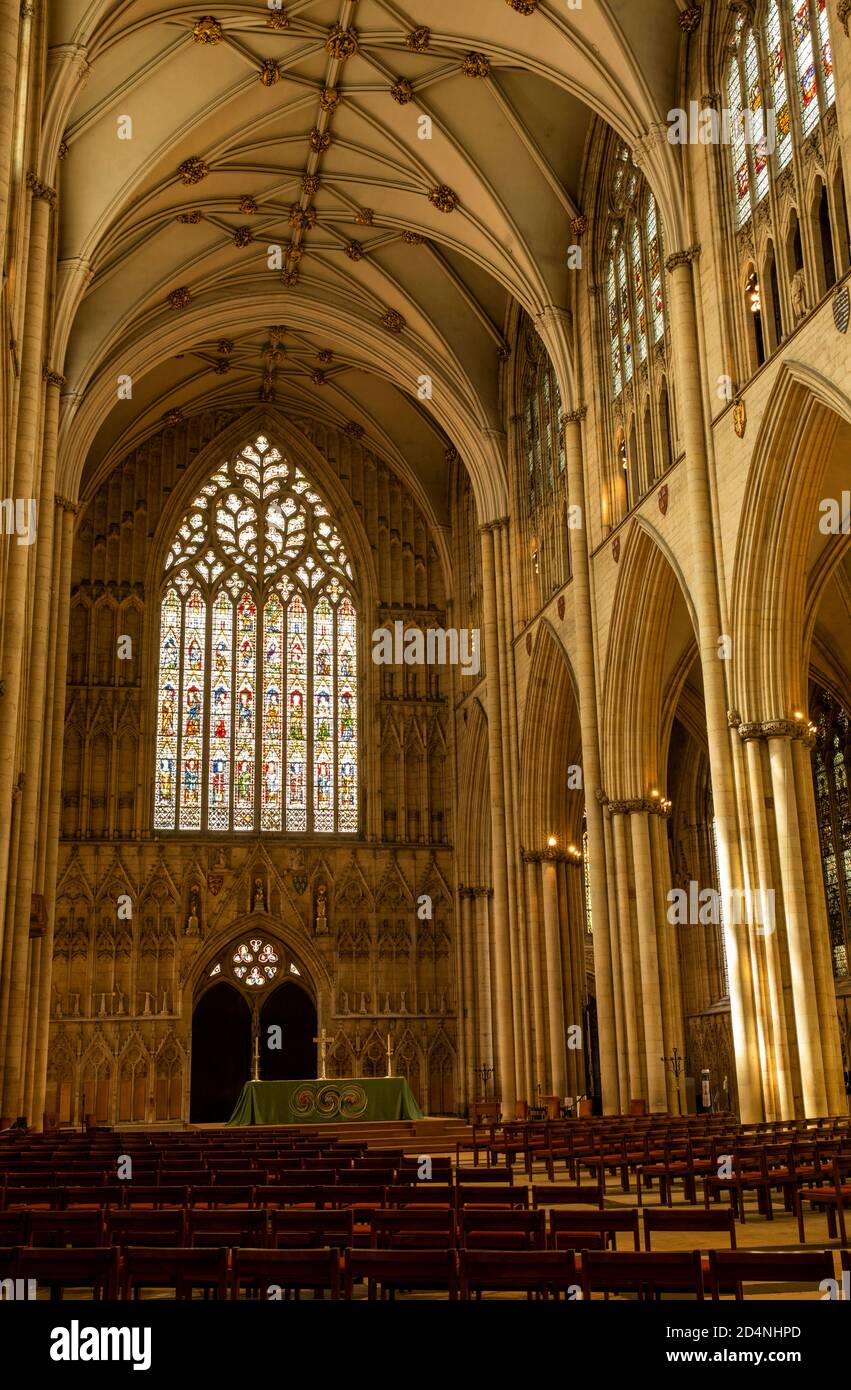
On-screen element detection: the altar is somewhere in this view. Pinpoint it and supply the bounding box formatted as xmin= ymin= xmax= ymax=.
xmin=227 ymin=1077 xmax=424 ymax=1126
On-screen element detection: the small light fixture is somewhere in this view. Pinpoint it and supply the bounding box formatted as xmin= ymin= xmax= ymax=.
xmin=793 ymin=710 xmax=804 ymax=721
xmin=746 ymin=270 xmax=761 ymax=315
xmin=651 ymin=788 xmax=660 ymax=799
xmin=547 ymin=835 xmax=557 ymax=849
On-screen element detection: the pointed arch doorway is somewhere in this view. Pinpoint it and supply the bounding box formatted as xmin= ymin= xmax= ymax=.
xmin=190 ymin=982 xmax=251 ymax=1123
xmin=260 ymin=983 xmax=317 ymax=1080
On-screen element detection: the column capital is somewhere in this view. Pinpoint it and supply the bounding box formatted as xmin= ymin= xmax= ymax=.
xmin=26 ymin=172 xmax=57 ymax=207
xmin=478 ymin=518 xmax=506 ymax=535
xmin=43 ymin=367 xmax=66 ymax=388
xmin=737 ymin=717 xmax=815 ymax=745
xmin=471 ymin=886 xmax=494 ymax=899
xmin=563 ymin=405 xmax=587 ymax=425
xmin=521 ymin=850 xmax=543 ymax=864
xmin=607 ymin=797 xmax=672 ymax=818
xmin=54 ymin=494 xmax=80 ymax=514
xmin=665 ymin=244 xmax=701 ymax=273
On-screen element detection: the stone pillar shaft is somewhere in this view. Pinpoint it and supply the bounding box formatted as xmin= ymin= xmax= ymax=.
xmin=630 ymin=812 xmax=668 ymax=1111
xmin=540 ymin=856 xmax=566 ymax=1098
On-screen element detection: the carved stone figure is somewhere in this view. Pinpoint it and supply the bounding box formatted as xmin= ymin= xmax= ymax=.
xmin=253 ymin=876 xmax=265 ymax=912
xmin=186 ymin=886 xmax=200 ymax=936
xmin=399 ymin=990 xmax=407 ymax=1014
xmin=315 ymin=882 xmax=328 ymax=933
xmin=359 ymin=992 xmax=369 ymax=1014
xmin=791 ymin=268 xmax=807 ymax=322
xmin=114 ymin=984 xmax=125 ymax=1015
xmin=383 ymin=992 xmax=392 ymax=1014
xmin=340 ymin=989 xmax=349 ymax=1014
xmin=141 ymin=992 xmax=153 ymax=1016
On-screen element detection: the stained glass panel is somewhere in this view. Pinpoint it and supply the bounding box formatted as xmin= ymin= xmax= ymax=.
xmin=234 ymin=592 xmax=256 ymax=830
xmin=179 ymin=589 xmax=205 ymax=829
xmin=728 ymin=54 xmax=750 ymax=224
xmin=337 ymin=596 xmax=358 ymax=833
xmin=154 ymin=588 xmax=181 ymax=829
xmin=207 ymin=591 xmax=233 ymax=831
xmin=817 ymin=0 xmax=835 ymax=109
xmin=261 ymin=592 xmax=284 ymax=830
xmin=631 ymin=218 xmax=647 ymax=363
xmin=618 ymin=247 xmax=633 ymax=383
xmin=313 ymin=594 xmax=334 ymax=832
xmin=791 ymin=0 xmax=820 ymax=135
xmin=608 ymin=258 xmax=622 ymax=395
xmin=647 ymin=196 xmax=666 ymax=342
xmin=767 ymin=2 xmax=793 ymax=170
xmin=286 ymin=593 xmax=308 ymax=831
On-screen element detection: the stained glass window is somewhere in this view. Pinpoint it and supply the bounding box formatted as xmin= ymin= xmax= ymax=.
xmin=231 ymin=938 xmax=279 ymax=987
xmin=791 ymin=0 xmax=820 ymax=135
xmin=607 ymin=258 xmax=622 ymax=396
xmin=631 ymin=219 xmax=648 ymax=364
xmin=647 ymin=196 xmax=666 ymax=343
xmin=816 ymin=0 xmax=835 ymax=109
xmin=746 ymin=31 xmax=770 ymax=204
xmin=768 ymin=2 xmax=793 ymax=170
xmin=728 ymin=49 xmax=750 ymax=225
xmin=811 ymin=692 xmax=851 ymax=979
xmin=618 ymin=246 xmax=633 ymax=384
xmin=154 ymin=435 xmax=358 ymax=833
xmin=154 ymin=588 xmax=180 ymax=829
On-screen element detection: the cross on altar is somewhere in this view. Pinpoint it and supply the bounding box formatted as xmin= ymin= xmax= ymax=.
xmin=314 ymin=1026 xmax=327 ymax=1080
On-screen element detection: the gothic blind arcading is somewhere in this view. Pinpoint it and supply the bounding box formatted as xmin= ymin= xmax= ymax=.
xmin=154 ymin=434 xmax=358 ymax=834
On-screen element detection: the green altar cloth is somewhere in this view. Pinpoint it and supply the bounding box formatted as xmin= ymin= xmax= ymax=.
xmin=227 ymin=1077 xmax=424 ymax=1126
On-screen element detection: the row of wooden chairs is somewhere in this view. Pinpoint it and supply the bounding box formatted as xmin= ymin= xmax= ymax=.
xmin=1 ymin=1181 xmax=529 ymax=1212
xmin=1 ymin=1244 xmax=843 ymax=1301
xmin=0 ymin=1204 xmax=742 ymax=1253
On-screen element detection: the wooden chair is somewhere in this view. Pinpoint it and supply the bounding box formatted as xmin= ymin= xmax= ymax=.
xmin=270 ymin=1209 xmax=353 ymax=1251
xmin=704 ymin=1148 xmax=774 ymax=1223
xmin=456 ymin=1167 xmax=514 ymax=1186
xmin=121 ymin=1246 xmax=229 ymax=1300
xmin=531 ymin=1183 xmax=604 ymax=1211
xmin=16 ymin=1245 xmax=119 ymax=1300
xmin=549 ymin=1209 xmax=641 ymax=1252
xmin=124 ymin=1185 xmax=187 ymax=1209
xmin=231 ymin=1247 xmax=340 ymax=1300
xmin=707 ymin=1248 xmax=835 ymax=1300
xmin=456 ymin=1185 xmax=527 ymax=1210
xmin=27 ymin=1210 xmax=106 ymax=1247
xmin=344 ymin=1248 xmax=458 ymax=1300
xmin=187 ymin=1184 xmax=254 ymax=1209
xmin=3 ymin=1186 xmax=62 ymax=1210
xmin=396 ymin=1158 xmax=452 ymax=1183
xmin=63 ymin=1185 xmax=124 ymax=1209
xmin=384 ymin=1184 xmax=453 ymax=1208
xmin=106 ymin=1210 xmax=186 ymax=1247
xmin=338 ymin=1168 xmax=395 ymax=1188
xmin=253 ymin=1185 xmax=323 ymax=1209
xmin=369 ymin=1208 xmax=454 ymax=1249
xmin=642 ymin=1207 xmax=737 ymax=1251
xmin=458 ymin=1208 xmax=546 ymax=1250
xmin=459 ymin=1249 xmax=579 ymax=1300
xmin=797 ymin=1156 xmax=851 ymax=1245
xmin=320 ymin=1185 xmax=385 ymax=1209
xmin=187 ymin=1209 xmax=268 ymax=1247
xmin=582 ymin=1249 xmax=704 ymax=1300
xmin=0 ymin=1212 xmax=28 ymax=1243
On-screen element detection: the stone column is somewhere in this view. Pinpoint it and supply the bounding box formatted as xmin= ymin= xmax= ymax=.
xmin=478 ymin=524 xmax=516 ymax=1114
xmin=31 ymin=500 xmax=76 ymax=1129
xmin=629 ymin=809 xmax=668 ymax=1112
xmin=1 ymin=369 xmax=64 ymax=1117
xmin=665 ymin=247 xmax=763 ymax=1121
xmin=610 ymin=810 xmax=642 ymax=1099
xmin=0 ymin=0 xmax=23 ymax=272
xmin=768 ymin=731 xmax=827 ymax=1115
xmin=603 ymin=806 xmax=629 ymax=1110
xmin=741 ymin=735 xmax=795 ymax=1118
xmin=495 ymin=522 xmax=529 ymax=1099
xmin=540 ymin=850 xmax=566 ymax=1099
xmin=790 ymin=734 xmax=846 ymax=1114
xmin=523 ymin=853 xmax=548 ymax=1090
xmin=458 ymin=887 xmax=477 ymax=1106
xmin=0 ymin=174 xmax=55 ymax=980
xmin=649 ymin=813 xmax=681 ymax=1111
xmin=563 ymin=410 xmax=619 ymax=1112
xmin=472 ymin=888 xmax=494 ymax=1096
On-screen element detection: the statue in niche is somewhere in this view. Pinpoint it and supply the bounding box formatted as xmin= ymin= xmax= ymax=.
xmin=253 ymin=876 xmax=265 ymax=913
xmin=438 ymin=990 xmax=447 ymax=1015
xmin=791 ymin=268 xmax=808 ymax=323
xmin=141 ymin=992 xmax=153 ymax=1016
xmin=399 ymin=990 xmax=407 ymax=1014
xmin=383 ymin=993 xmax=392 ymax=1014
xmin=114 ymin=983 xmax=125 ymax=1016
xmin=53 ymin=990 xmax=63 ymax=1019
xmin=340 ymin=989 xmax=349 ymax=1015
xmin=70 ymin=993 xmax=80 ymax=1018
xmin=160 ymin=989 xmax=169 ymax=1015
xmin=186 ymin=886 xmax=200 ymax=937
xmin=359 ymin=992 xmax=369 ymax=1014
xmin=315 ymin=882 xmax=328 ymax=934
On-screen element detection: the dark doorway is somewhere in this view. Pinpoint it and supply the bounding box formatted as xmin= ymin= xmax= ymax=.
xmin=190 ymin=982 xmax=251 ymax=1122
xmin=260 ymin=983 xmax=317 ymax=1080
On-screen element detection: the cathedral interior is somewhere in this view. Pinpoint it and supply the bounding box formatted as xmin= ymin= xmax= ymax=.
xmin=0 ymin=0 xmax=849 ymax=1150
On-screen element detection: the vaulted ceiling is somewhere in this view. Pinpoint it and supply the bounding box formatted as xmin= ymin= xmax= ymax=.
xmin=47 ymin=0 xmax=688 ymax=518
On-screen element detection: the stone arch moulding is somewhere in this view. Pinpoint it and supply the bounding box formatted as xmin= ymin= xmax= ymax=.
xmin=730 ymin=361 xmax=851 ymax=719
xmin=600 ymin=516 xmax=699 ymax=798
xmin=186 ymin=911 xmax=333 ymax=1018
